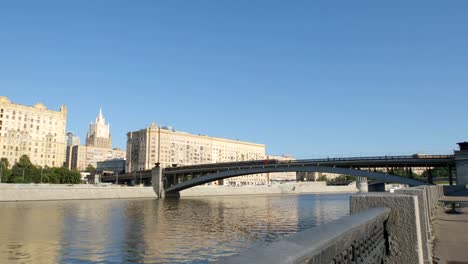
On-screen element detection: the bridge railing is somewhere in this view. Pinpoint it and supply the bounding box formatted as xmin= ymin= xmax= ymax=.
xmin=214 ymin=207 xmax=390 ymax=264
xmin=164 ymin=155 xmax=454 ymax=173
xmin=295 ymin=154 xmax=453 ymax=163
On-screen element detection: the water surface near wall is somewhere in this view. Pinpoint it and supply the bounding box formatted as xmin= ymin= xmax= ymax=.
xmin=0 ymin=193 xmax=350 ymax=263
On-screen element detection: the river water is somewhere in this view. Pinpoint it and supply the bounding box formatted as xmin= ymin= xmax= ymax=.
xmin=0 ymin=193 xmax=350 ymax=263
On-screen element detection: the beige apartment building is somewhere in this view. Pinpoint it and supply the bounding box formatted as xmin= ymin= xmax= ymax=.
xmin=69 ymin=145 xmax=125 ymax=171
xmin=0 ymin=96 xmax=67 ymax=167
xmin=66 ymin=109 xmax=125 ymax=171
xmin=126 ymin=123 xmax=275 ymax=185
xmin=265 ymin=155 xmax=297 ymax=182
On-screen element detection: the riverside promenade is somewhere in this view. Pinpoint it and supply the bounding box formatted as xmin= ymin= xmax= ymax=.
xmin=433 ymin=188 xmax=468 ymax=264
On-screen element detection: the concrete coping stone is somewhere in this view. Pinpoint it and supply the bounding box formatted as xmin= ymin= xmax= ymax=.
xmin=214 ymin=207 xmax=390 ymax=264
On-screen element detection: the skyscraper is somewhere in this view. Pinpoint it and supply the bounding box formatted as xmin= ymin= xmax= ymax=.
xmin=66 ymin=109 xmax=125 ymax=171
xmin=85 ymin=108 xmax=112 ymax=148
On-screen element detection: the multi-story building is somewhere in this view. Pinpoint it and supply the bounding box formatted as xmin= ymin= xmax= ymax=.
xmin=96 ymin=158 xmax=126 ymax=175
xmin=126 ymin=123 xmax=266 ymax=171
xmin=0 ymin=96 xmax=67 ymax=167
xmin=66 ymin=132 xmax=80 ymax=147
xmin=126 ymin=123 xmax=271 ymax=185
xmin=70 ymin=145 xmax=125 ymax=171
xmin=264 ymin=155 xmax=297 ymax=182
xmin=65 ymin=132 xmax=80 ymax=168
xmin=85 ymin=108 xmax=112 ymax=148
xmin=67 ymin=109 xmax=125 ymax=171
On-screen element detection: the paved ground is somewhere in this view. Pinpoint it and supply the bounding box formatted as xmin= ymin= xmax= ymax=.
xmin=433 ymin=189 xmax=468 ymax=264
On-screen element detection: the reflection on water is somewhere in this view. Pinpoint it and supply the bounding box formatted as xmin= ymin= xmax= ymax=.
xmin=0 ymin=193 xmax=350 ymax=263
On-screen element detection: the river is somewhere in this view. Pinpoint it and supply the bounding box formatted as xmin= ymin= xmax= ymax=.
xmin=0 ymin=193 xmax=351 ymax=263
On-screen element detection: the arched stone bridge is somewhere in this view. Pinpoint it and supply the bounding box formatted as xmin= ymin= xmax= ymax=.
xmin=152 ymin=155 xmax=455 ymax=197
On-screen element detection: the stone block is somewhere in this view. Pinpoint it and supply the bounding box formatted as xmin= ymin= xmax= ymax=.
xmin=351 ymin=193 xmax=424 ymax=264
xmin=396 ymin=188 xmax=432 ymax=263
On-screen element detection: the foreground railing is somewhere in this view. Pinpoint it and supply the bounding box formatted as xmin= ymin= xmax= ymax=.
xmin=215 ymin=208 xmax=390 ymax=264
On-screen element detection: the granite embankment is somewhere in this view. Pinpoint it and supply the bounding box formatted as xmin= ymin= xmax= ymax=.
xmin=0 ymin=182 xmax=358 ymax=202
xmin=180 ymin=182 xmax=358 ymax=197
xmin=0 ymin=184 xmax=157 ymax=201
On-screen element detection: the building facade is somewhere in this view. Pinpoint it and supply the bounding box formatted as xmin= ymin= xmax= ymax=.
xmin=65 ymin=132 xmax=80 ymax=168
xmin=96 ymin=158 xmax=126 ymax=175
xmin=126 ymin=123 xmax=272 ymax=185
xmin=126 ymin=123 xmax=266 ymax=171
xmin=66 ymin=132 xmax=80 ymax=147
xmin=265 ymin=155 xmax=297 ymax=182
xmin=85 ymin=108 xmax=112 ymax=148
xmin=67 ymin=109 xmax=125 ymax=171
xmin=0 ymin=96 xmax=67 ymax=167
xmin=69 ymin=145 xmax=125 ymax=171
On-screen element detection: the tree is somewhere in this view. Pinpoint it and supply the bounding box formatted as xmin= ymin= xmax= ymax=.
xmin=327 ymin=175 xmax=356 ymax=185
xmin=85 ymin=164 xmax=96 ymax=173
xmin=0 ymin=158 xmax=10 ymax=169
xmin=0 ymin=154 xmax=82 ymax=184
xmin=389 ymin=168 xmax=418 ymax=179
xmin=17 ymin=155 xmax=33 ymax=168
xmin=317 ymin=175 xmax=328 ymax=182
xmin=0 ymin=158 xmax=12 ymax=183
xmin=422 ymin=168 xmax=449 ymax=178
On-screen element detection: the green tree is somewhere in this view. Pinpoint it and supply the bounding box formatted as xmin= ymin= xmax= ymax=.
xmin=422 ymin=168 xmax=450 ymax=180
xmin=17 ymin=155 xmax=33 ymax=168
xmin=1 ymin=154 xmax=82 ymax=184
xmin=389 ymin=168 xmax=418 ymax=179
xmin=317 ymin=175 xmax=328 ymax=182
xmin=1 ymin=158 xmax=10 ymax=169
xmin=11 ymin=155 xmax=42 ymax=183
xmin=85 ymin=164 xmax=96 ymax=173
xmin=327 ymin=175 xmax=356 ymax=185
xmin=0 ymin=158 xmax=12 ymax=183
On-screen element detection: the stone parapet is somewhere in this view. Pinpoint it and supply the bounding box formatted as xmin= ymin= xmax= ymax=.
xmin=351 ymin=193 xmax=424 ymax=264
xmin=214 ymin=207 xmax=390 ymax=264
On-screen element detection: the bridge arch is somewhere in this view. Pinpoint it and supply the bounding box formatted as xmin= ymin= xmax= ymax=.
xmin=164 ymin=165 xmax=426 ymax=193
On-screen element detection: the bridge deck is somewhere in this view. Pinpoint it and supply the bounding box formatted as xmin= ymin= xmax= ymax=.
xmin=164 ymin=156 xmax=454 ymax=175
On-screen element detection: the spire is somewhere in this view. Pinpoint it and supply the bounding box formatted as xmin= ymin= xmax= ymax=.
xmin=96 ymin=107 xmax=105 ymax=124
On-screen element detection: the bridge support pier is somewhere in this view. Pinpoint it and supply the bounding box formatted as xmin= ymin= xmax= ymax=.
xmin=152 ymin=166 xmax=164 ymax=199
xmin=356 ymin=177 xmax=368 ymax=193
xmin=455 ymin=142 xmax=468 ymax=185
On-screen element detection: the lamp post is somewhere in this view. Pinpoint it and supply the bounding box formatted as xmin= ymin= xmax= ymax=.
xmin=40 ymin=167 xmax=43 ymax=183
xmin=0 ymin=166 xmax=3 ymax=184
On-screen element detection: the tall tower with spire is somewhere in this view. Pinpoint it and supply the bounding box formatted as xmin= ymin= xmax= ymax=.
xmin=85 ymin=108 xmax=113 ymax=148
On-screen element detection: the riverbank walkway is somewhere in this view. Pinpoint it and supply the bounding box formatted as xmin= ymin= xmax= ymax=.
xmin=433 ymin=188 xmax=468 ymax=264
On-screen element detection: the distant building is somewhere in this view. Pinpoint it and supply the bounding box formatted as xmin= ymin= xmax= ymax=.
xmin=0 ymin=96 xmax=67 ymax=167
xmin=96 ymin=158 xmax=126 ymax=175
xmin=66 ymin=132 xmax=81 ymax=147
xmin=66 ymin=109 xmax=125 ymax=171
xmin=85 ymin=108 xmax=112 ymax=148
xmin=70 ymin=145 xmax=125 ymax=171
xmin=65 ymin=132 xmax=81 ymax=168
xmin=265 ymin=155 xmax=297 ymax=182
xmin=126 ymin=122 xmax=272 ymax=185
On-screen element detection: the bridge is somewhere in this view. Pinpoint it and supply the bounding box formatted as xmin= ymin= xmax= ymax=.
xmin=150 ymin=154 xmax=455 ymax=198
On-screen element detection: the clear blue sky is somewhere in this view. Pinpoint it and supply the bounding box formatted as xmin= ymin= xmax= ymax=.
xmin=1 ymin=1 xmax=467 ymax=158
